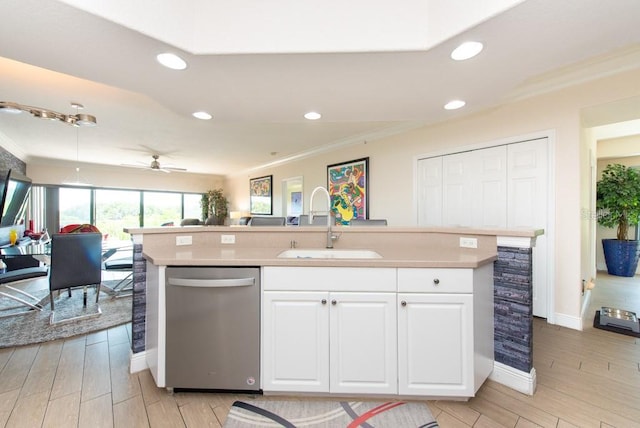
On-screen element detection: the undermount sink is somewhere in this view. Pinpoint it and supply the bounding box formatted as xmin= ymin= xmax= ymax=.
xmin=277 ymin=249 xmax=382 ymax=259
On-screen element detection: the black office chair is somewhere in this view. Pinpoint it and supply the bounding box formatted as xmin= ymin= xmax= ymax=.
xmin=48 ymin=232 xmax=103 ymax=323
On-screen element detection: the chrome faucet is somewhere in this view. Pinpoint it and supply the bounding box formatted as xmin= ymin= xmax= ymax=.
xmin=309 ymin=186 xmax=339 ymax=249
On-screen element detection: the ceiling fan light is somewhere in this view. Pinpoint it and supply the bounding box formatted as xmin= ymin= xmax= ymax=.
xmin=193 ymin=111 xmax=212 ymax=120
xmin=157 ymin=53 xmax=187 ymax=70
xmin=451 ymin=41 xmax=484 ymax=61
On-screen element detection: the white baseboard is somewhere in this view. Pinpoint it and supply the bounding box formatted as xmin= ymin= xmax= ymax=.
xmin=129 ymin=351 xmax=148 ymax=374
xmin=489 ymin=362 xmax=536 ymax=395
xmin=554 ymin=312 xmax=583 ymax=331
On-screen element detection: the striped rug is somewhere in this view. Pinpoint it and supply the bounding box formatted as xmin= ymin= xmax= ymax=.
xmin=224 ymin=399 xmax=439 ymax=428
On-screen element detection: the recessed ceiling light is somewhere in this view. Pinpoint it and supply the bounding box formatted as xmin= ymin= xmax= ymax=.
xmin=193 ymin=111 xmax=212 ymax=120
xmin=156 ymin=53 xmax=187 ymax=70
xmin=444 ymin=100 xmax=466 ymax=110
xmin=304 ymin=111 xmax=322 ymax=120
xmin=451 ymin=41 xmax=484 ymax=61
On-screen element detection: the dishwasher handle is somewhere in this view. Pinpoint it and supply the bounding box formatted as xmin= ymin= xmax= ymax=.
xmin=168 ymin=277 xmax=255 ymax=288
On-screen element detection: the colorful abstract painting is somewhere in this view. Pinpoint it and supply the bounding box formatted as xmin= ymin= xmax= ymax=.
xmin=327 ymin=157 xmax=368 ymax=225
xmin=250 ymin=175 xmax=273 ymax=215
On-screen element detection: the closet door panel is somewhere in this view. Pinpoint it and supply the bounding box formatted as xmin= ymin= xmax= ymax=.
xmin=472 ymin=146 xmax=507 ymax=228
xmin=508 ymin=138 xmax=549 ymax=318
xmin=443 ymin=152 xmax=473 ymax=227
xmin=417 ymin=157 xmax=443 ymax=226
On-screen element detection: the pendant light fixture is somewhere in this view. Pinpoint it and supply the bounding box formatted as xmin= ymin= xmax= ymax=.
xmin=62 ymin=103 xmax=93 ymax=186
xmin=0 ymin=101 xmax=97 ymax=127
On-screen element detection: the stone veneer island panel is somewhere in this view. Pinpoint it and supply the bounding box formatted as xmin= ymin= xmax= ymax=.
xmin=493 ymin=246 xmax=533 ymax=373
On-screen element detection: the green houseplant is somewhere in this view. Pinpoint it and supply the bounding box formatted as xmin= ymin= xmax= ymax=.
xmin=596 ymin=163 xmax=640 ymax=276
xmin=201 ymin=188 xmax=229 ymax=225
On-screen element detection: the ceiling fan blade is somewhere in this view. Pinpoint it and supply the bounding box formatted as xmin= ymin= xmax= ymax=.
xmin=139 ymin=145 xmax=178 ymax=157
xmin=121 ymin=154 xmax=186 ymax=172
xmin=120 ymin=163 xmax=148 ymax=169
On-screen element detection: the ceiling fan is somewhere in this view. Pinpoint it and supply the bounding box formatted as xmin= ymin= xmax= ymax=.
xmin=121 ymin=154 xmax=187 ymax=173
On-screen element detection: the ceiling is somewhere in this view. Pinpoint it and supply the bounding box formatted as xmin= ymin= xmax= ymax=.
xmin=1 ymin=0 xmax=639 ymax=176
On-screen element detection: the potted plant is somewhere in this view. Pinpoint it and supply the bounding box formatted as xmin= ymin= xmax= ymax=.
xmin=596 ymin=163 xmax=640 ymax=277
xmin=201 ymin=188 xmax=229 ymax=225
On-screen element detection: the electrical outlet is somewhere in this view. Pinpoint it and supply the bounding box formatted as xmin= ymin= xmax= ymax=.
xmin=459 ymin=237 xmax=478 ymax=248
xmin=176 ymin=235 xmax=192 ymax=246
xmin=221 ymin=234 xmax=236 ymax=244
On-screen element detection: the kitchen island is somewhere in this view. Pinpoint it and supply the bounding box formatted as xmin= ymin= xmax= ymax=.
xmin=126 ymin=225 xmax=541 ymax=397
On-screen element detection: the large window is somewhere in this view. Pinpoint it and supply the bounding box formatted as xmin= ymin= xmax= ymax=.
xmin=143 ymin=191 xmax=182 ymax=227
xmin=59 ymin=187 xmax=91 ymax=227
xmin=95 ymin=189 xmax=141 ymax=241
xmin=184 ymin=193 xmax=202 ymax=220
xmin=32 ymin=186 xmax=203 ymax=235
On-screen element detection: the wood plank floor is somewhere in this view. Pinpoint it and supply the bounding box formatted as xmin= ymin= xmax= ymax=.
xmin=0 ymin=272 xmax=638 ymax=427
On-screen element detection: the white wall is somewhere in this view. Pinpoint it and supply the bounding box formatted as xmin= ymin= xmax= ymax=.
xmin=226 ymin=68 xmax=640 ymax=327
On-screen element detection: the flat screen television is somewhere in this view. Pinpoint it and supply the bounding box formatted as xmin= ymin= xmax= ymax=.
xmin=0 ymin=169 xmax=32 ymax=227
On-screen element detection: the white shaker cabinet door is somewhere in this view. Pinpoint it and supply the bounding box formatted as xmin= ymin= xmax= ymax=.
xmin=262 ymin=291 xmax=330 ymax=392
xmin=397 ymin=293 xmax=474 ymax=396
xmin=329 ymin=292 xmax=397 ymax=395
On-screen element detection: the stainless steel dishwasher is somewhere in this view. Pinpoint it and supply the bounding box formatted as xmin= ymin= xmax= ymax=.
xmin=165 ymin=266 xmax=261 ymax=393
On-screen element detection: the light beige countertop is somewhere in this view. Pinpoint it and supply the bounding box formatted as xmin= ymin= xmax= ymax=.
xmin=126 ymin=225 xmax=543 ymax=238
xmin=142 ymin=245 xmax=497 ymax=268
xmin=129 ymin=225 xmax=542 ymax=269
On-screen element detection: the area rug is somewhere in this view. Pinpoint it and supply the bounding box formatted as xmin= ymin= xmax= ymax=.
xmin=0 ymin=281 xmax=132 ymax=348
xmin=224 ymin=400 xmax=439 ymax=428
xmin=593 ymin=310 xmax=640 ymax=338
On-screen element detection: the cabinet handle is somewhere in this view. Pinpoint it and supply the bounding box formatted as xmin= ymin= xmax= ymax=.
xmin=433 ymin=278 xmax=440 ymax=285
xmin=401 ymin=300 xmax=407 ymax=307
xmin=321 ymin=299 xmax=327 ymax=305
xmin=331 ymin=299 xmax=337 ymax=305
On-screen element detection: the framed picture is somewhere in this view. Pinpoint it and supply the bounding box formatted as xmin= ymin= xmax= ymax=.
xmin=290 ymin=191 xmax=302 ymax=215
xmin=250 ymin=175 xmax=273 ymax=215
xmin=327 ymin=157 xmax=369 ymax=225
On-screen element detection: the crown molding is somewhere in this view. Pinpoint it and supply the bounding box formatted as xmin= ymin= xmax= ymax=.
xmin=503 ymin=45 xmax=640 ymax=103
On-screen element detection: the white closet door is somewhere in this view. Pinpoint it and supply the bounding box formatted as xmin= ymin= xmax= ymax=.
xmin=443 ymin=152 xmax=473 ymax=227
xmin=472 ymin=146 xmax=507 ymax=228
xmin=416 ymin=137 xmax=551 ymax=318
xmin=417 ymin=157 xmax=442 ymax=226
xmin=507 ymin=138 xmax=548 ymax=318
